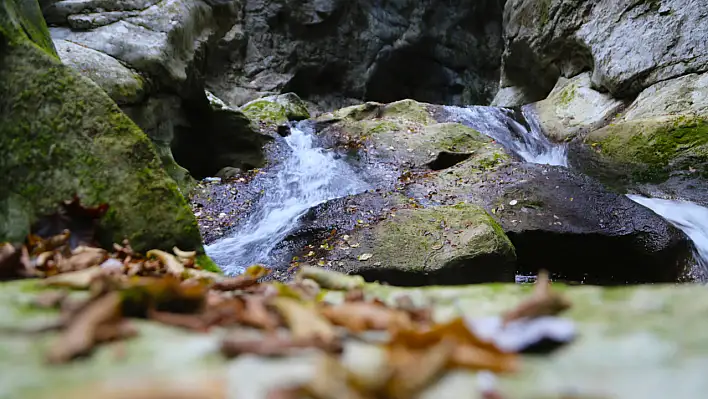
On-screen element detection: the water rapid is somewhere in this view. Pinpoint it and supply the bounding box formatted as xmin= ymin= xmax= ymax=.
xmin=626 ymin=195 xmax=708 ymax=276
xmin=443 ymin=105 xmax=568 ymax=167
xmin=206 ymin=122 xmax=368 ymax=275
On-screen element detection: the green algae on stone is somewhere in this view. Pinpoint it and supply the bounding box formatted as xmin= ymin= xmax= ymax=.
xmin=0 ymin=34 xmax=202 ymax=253
xmin=0 ymin=0 xmax=56 ymax=56
xmin=339 ymin=203 xmax=516 ymax=284
xmin=585 ymin=115 xmax=708 ymax=182
xmin=241 ymin=99 xmax=289 ymax=125
xmin=195 ymin=254 xmax=222 ymax=273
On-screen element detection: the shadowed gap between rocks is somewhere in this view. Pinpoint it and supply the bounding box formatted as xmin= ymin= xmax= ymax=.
xmin=507 ymin=230 xmax=694 ymax=285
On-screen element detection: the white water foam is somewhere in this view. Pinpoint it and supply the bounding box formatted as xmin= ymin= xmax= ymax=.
xmin=206 ymin=122 xmax=368 ymax=275
xmin=627 ymin=195 xmax=708 ymax=276
xmin=443 ymin=104 xmax=568 ymax=166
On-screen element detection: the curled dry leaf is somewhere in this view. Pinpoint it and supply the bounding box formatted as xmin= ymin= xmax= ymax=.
xmin=212 ymin=264 xmax=271 ymax=291
xmin=173 ymin=246 xmax=196 ymax=260
xmin=298 ymin=266 xmax=365 ymax=291
xmin=502 ymin=270 xmax=571 ymax=326
xmin=303 ymin=355 xmax=369 ymax=399
xmin=319 ymin=302 xmax=414 ymax=333
xmin=31 ymin=196 xmax=109 ymax=250
xmin=47 ymin=291 xmax=123 ymax=363
xmin=238 ymin=296 xmax=281 ymax=331
xmin=272 ymin=297 xmax=338 ymax=346
xmin=59 ymin=247 xmax=107 ymax=272
xmin=384 ymin=339 xmax=454 ymax=399
xmin=147 ymin=249 xmax=185 ymax=276
xmin=42 ymin=266 xmax=105 ymax=289
xmin=221 ymin=333 xmax=342 ymax=358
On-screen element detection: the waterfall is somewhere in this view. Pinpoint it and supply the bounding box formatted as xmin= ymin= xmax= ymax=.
xmin=205 ymin=122 xmax=369 ymax=275
xmin=626 ymin=195 xmax=708 ymax=276
xmin=443 ymin=104 xmax=568 ymax=166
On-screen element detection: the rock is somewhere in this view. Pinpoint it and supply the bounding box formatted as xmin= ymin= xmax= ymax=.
xmin=318 ymin=99 xmax=511 ymax=171
xmin=531 ymin=72 xmax=624 ymax=142
xmin=4 ymin=278 xmax=708 ymax=399
xmin=0 ymin=1 xmax=203 ymax=254
xmin=54 ymin=39 xmax=146 ymax=105
xmin=207 ymin=0 xmax=506 ymax=108
xmin=490 ymin=85 xmax=537 ymax=108
xmin=215 ymin=166 xmax=242 ymax=180
xmin=240 ymin=92 xmax=311 ymax=125
xmin=471 ymin=164 xmax=693 ymax=284
xmin=500 ymin=0 xmax=708 ymax=102
xmin=570 ymin=73 xmax=708 ymax=188
xmin=331 ymin=203 xmax=516 ymax=286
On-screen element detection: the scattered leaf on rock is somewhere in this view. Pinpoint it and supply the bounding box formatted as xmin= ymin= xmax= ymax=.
xmin=502 ymin=269 xmax=571 ymax=326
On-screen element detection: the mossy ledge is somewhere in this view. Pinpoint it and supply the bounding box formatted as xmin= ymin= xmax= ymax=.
xmin=0 ymin=28 xmax=203 ymax=253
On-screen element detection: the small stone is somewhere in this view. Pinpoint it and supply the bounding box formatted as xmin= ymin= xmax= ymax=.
xmin=509 ymin=200 xmax=518 ymax=206
xmin=358 ymin=253 xmax=373 ymax=261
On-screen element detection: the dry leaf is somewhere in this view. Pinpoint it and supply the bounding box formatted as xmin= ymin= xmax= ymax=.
xmin=298 ymin=266 xmax=365 ymax=291
xmin=212 ymin=264 xmax=270 ymax=291
xmin=384 ymin=339 xmax=454 ymax=399
xmin=303 ymin=355 xmax=368 ymax=399
xmin=147 ymin=249 xmax=185 ymax=276
xmin=272 ymin=297 xmax=338 ymax=346
xmin=60 ymin=247 xmax=107 ymax=272
xmin=502 ymin=270 xmax=571 ymax=325
xmin=238 ymin=296 xmax=280 ymax=331
xmin=221 ymin=333 xmax=342 ymax=358
xmin=47 ymin=291 xmax=123 ymax=363
xmin=42 ymin=266 xmax=105 ymax=289
xmin=32 ymin=290 xmax=69 ymax=309
xmin=319 ymin=302 xmax=413 ymax=333
xmin=31 ymin=196 xmax=108 ymax=250
xmin=357 ymin=253 xmax=373 ymax=261
xmin=173 ymin=246 xmax=197 ymax=260
xmin=57 ymin=375 xmax=227 ymax=399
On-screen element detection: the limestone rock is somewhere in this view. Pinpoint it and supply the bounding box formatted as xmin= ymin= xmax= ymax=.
xmin=54 ymin=38 xmax=146 ymax=105
xmin=532 ymin=72 xmax=624 ymax=142
xmin=332 ymin=204 xmax=516 ymax=285
xmin=207 ymin=0 xmax=506 ymax=108
xmin=500 ymin=0 xmax=708 ymax=102
xmin=0 ymin=1 xmax=202 ymax=253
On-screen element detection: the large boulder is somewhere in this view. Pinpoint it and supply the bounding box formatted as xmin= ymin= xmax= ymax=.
xmin=571 ymin=73 xmax=708 ymax=188
xmin=0 ymin=0 xmax=203 ymax=254
xmin=206 ymin=0 xmax=506 ymax=108
xmin=329 ymin=203 xmax=516 ymax=286
xmin=498 ymin=0 xmax=708 ymax=104
xmin=43 ymin=0 xmax=270 ymax=181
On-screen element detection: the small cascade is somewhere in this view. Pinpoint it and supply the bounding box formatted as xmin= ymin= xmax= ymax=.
xmin=206 ymin=122 xmax=369 ymax=275
xmin=443 ymin=104 xmax=568 ymax=166
xmin=627 ymin=195 xmax=708 ymax=278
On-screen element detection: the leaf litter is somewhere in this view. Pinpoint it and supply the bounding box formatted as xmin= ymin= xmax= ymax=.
xmin=1 ymin=198 xmax=577 ymax=398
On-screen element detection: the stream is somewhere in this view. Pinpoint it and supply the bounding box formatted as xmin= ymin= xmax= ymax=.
xmin=206 ymin=105 xmax=708 ymax=279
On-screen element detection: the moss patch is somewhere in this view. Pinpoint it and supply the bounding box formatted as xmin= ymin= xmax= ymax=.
xmin=0 ymin=37 xmax=202 ymax=252
xmin=195 ymin=254 xmax=222 ymax=273
xmin=587 ymin=115 xmax=708 ymax=182
xmin=241 ymin=100 xmax=288 ymax=125
xmin=0 ymin=0 xmax=57 ymax=56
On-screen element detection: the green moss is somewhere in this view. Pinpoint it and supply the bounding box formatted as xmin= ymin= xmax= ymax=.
xmin=557 ymin=83 xmax=577 ymax=106
xmin=195 ymin=254 xmax=222 ymax=274
xmin=539 ymin=0 xmax=551 ymax=28
xmin=367 ymin=120 xmax=402 ymax=135
xmin=241 ymin=100 xmax=288 ymax=125
xmin=590 ymin=115 xmax=708 ymax=183
xmin=382 ymin=99 xmax=435 ymax=125
xmin=0 ymin=0 xmax=57 ymax=56
xmin=0 ymin=37 xmax=202 ymax=253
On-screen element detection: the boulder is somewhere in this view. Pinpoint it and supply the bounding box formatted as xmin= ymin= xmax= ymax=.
xmin=499 ymin=0 xmax=708 ymax=103
xmin=330 ymin=203 xmax=516 ymax=286
xmin=241 ymin=93 xmax=311 ymax=123
xmin=318 ymin=99 xmax=511 ymax=171
xmin=571 ymin=73 xmax=708 ymax=188
xmin=531 ymin=72 xmax=624 ymax=142
xmin=0 ymin=0 xmax=203 ymax=254
xmin=207 ymin=0 xmax=506 ymax=108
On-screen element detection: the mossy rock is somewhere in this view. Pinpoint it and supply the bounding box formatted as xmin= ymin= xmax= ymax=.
xmin=336 ymin=203 xmax=516 ymax=285
xmin=0 ymin=0 xmax=56 ymax=56
xmin=0 ymin=4 xmax=204 ymax=255
xmin=583 ymin=115 xmax=708 ymax=183
xmin=241 ymin=99 xmax=289 ymax=125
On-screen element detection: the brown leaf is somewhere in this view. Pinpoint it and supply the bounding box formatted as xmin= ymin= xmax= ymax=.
xmin=211 ymin=264 xmax=271 ymax=291
xmin=221 ymin=333 xmax=342 ymax=358
xmin=147 ymin=249 xmax=185 ymax=276
xmin=238 ymin=296 xmax=281 ymax=331
xmin=319 ymin=302 xmax=413 ymax=333
xmin=120 ymin=276 xmax=208 ymax=317
xmin=94 ymin=320 xmax=138 ymax=343
xmin=272 ymin=297 xmax=338 ymax=346
xmin=384 ymin=339 xmax=454 ymax=399
xmin=59 ymin=247 xmax=107 ymax=272
xmin=502 ymin=270 xmax=571 ymax=326
xmin=56 ymin=375 xmax=227 ymax=399
xmin=303 ymin=355 xmax=370 ymax=399
xmin=32 ymin=290 xmax=69 ymax=309
xmin=42 ymin=266 xmax=105 ymax=289
xmin=298 ymin=266 xmax=365 ymax=291
xmin=47 ymin=291 xmax=123 ymax=363
xmin=450 ymin=343 xmax=519 ymax=373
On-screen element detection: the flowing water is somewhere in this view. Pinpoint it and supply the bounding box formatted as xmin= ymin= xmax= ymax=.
xmin=626 ymin=195 xmax=708 ymax=276
xmin=206 ymin=122 xmax=368 ymax=275
xmin=443 ymin=105 xmax=568 ymax=166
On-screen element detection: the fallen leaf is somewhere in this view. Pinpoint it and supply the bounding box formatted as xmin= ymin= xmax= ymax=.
xmin=31 ymin=196 xmax=108 ymax=250
xmin=298 ymin=266 xmax=365 ymax=291
xmin=31 ymin=290 xmax=69 ymax=309
xmin=502 ymin=270 xmax=571 ymax=325
xmin=147 ymin=249 xmax=185 ymax=276
xmin=357 ymin=253 xmax=373 ymax=261
xmin=239 ymin=296 xmax=280 ymax=331
xmin=221 ymin=333 xmax=342 ymax=358
xmin=42 ymin=266 xmax=105 ymax=289
xmin=272 ymin=297 xmax=338 ymax=346
xmin=47 ymin=291 xmax=123 ymax=363
xmin=384 ymin=339 xmax=454 ymax=399
xmin=59 ymin=247 xmax=107 ymax=272
xmin=320 ymin=302 xmax=413 ymax=333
